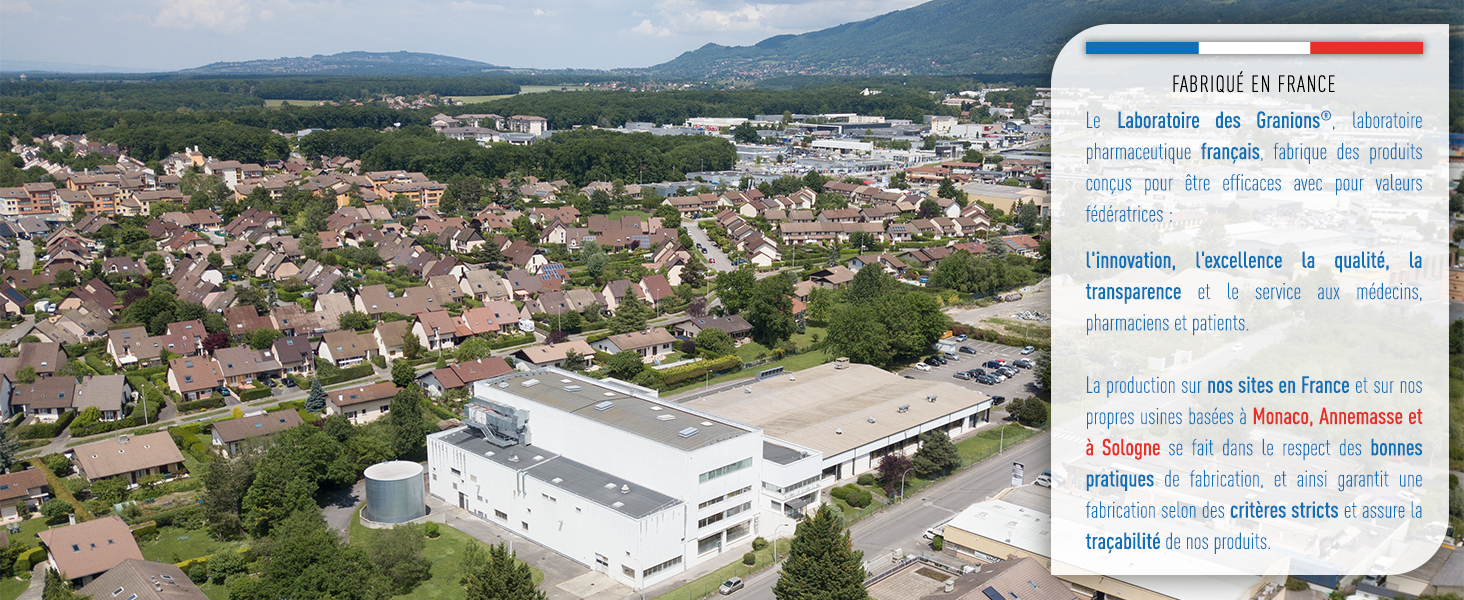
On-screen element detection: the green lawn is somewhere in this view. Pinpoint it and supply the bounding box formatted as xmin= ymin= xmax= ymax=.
xmin=653 ymin=539 xmax=790 ymax=600
xmin=349 ymin=508 xmax=544 ymax=599
xmin=196 ymin=581 xmax=229 ymax=600
xmin=139 ymin=526 xmax=245 ymax=564
xmin=606 ymin=210 xmax=652 ymax=221
xmin=0 ymin=574 xmax=29 ymax=600
xmin=956 ymin=423 xmax=1037 ymax=467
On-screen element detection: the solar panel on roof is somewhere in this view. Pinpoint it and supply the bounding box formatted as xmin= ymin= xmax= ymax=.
xmin=981 ymin=587 xmax=1004 ymax=600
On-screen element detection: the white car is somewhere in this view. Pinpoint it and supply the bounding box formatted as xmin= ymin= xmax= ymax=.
xmin=1232 ymin=343 xmax=1244 ymax=352
xmin=914 ymin=362 xmax=932 ymax=372
xmin=1021 ymin=346 xmax=1035 ymax=355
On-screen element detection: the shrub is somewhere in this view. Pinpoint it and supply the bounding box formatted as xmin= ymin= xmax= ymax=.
xmin=371 ymin=355 xmax=387 ymax=369
xmin=240 ymin=387 xmax=272 ymax=402
xmin=857 ymin=473 xmax=876 ymax=486
xmin=423 ymin=522 xmax=440 ymax=538
xmin=188 ymin=563 xmax=209 ymax=583
xmin=743 ymin=552 xmax=756 ymax=566
xmin=18 ymin=547 xmax=45 ymax=570
xmin=43 ymin=453 xmax=70 ymax=477
xmin=751 ymin=537 xmax=769 ymax=551
xmin=1285 ymin=578 xmax=1309 ymax=592
xmin=40 ymin=498 xmax=72 ymax=524
xmin=131 ymin=521 xmax=158 ymax=540
xmin=829 ymin=486 xmax=849 ymax=500
xmin=208 ymin=550 xmax=247 ymax=584
xmin=175 ymin=396 xmax=227 ymax=413
xmin=931 ymin=535 xmax=944 ymax=551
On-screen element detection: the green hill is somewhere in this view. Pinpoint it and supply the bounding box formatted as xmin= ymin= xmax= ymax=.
xmin=183 ymin=51 xmax=505 ymax=76
xmin=648 ymin=0 xmax=1462 ymax=87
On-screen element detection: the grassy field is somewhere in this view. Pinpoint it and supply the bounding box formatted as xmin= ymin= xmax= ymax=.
xmin=349 ymin=508 xmax=544 ymax=599
xmin=732 ymin=326 xmax=827 ymax=363
xmin=449 ymin=84 xmax=595 ymax=105
xmin=139 ymin=526 xmax=244 ymax=565
xmin=652 ymin=539 xmax=790 ymax=600
xmin=0 ymin=575 xmax=28 ymax=600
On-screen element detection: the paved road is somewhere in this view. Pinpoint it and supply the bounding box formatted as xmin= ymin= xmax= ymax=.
xmin=731 ymin=432 xmax=1051 ymax=600
xmin=685 ymin=221 xmax=732 ymax=272
xmin=17 ymin=238 xmax=34 ymax=270
xmin=322 ymin=480 xmax=365 ymax=542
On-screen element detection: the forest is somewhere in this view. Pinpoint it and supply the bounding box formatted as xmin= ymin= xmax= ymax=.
xmin=0 ymin=77 xmax=520 ymax=113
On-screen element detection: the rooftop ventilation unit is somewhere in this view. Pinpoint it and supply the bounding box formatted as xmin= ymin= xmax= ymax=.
xmin=612 ymin=501 xmax=624 ymax=509
xmin=700 ymin=421 xmax=713 ymax=427
xmin=508 ymin=454 xmax=519 ymax=462
xmin=521 ymin=379 xmax=540 ymax=388
xmin=678 ymin=427 xmax=699 ymax=438
xmin=564 ymin=385 xmax=582 ymax=392
xmin=498 ymin=382 xmax=509 ymax=388
xmin=604 ymin=483 xmax=617 ymax=489
xmin=465 ymin=398 xmax=532 ymax=448
xmin=551 ymin=477 xmax=563 ymax=484
xmin=560 ymin=379 xmax=572 ymax=383
xmin=867 ymin=417 xmax=877 ymax=423
xmin=594 ymin=401 xmax=614 ymax=411
xmin=928 ymin=395 xmax=938 ymax=402
xmin=898 ymin=404 xmax=910 ymax=413
xmin=656 ymin=414 xmax=676 ymax=421
xmin=620 ymin=484 xmax=630 ymax=494
xmin=835 ymin=428 xmax=843 ymax=435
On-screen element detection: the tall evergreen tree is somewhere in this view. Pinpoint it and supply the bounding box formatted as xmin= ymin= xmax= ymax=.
xmin=911 ymin=430 xmax=961 ymax=477
xmin=305 ymin=378 xmax=328 ymax=413
xmin=773 ymin=504 xmax=868 ymax=600
xmin=846 ymin=265 xmax=894 ymax=305
xmin=461 ymin=542 xmax=546 ymax=600
xmin=0 ymin=424 xmax=20 ymax=473
xmin=387 ymin=387 xmax=431 ymax=457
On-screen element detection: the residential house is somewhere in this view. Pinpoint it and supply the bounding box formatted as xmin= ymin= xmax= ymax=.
xmin=0 ymin=469 xmax=48 ymax=521
xmin=601 ymin=279 xmax=648 ymax=315
xmin=511 ymin=340 xmax=596 ymax=370
xmin=211 ymin=410 xmax=304 ymax=457
xmin=411 ymin=311 xmax=463 ymax=352
xmin=849 ymin=253 xmax=906 ymax=275
xmin=0 ymin=286 xmax=31 ymax=317
xmin=166 ymin=356 xmax=223 ymax=401
xmin=37 ymin=516 xmax=145 ymax=587
xmin=589 ymin=329 xmax=678 ymax=362
xmin=373 ymin=321 xmax=412 ymax=359
xmin=73 ymin=375 xmax=131 ymax=422
xmin=317 ymin=331 xmax=376 ymax=367
xmin=213 ymin=346 xmax=283 ymax=386
xmin=418 ymin=357 xmax=513 ymax=398
xmin=71 ymin=431 xmax=185 ymax=484
xmin=77 ymin=559 xmax=210 ymax=600
xmin=1001 ymin=234 xmax=1042 ymax=258
xmin=271 ymin=336 xmax=314 ymax=376
xmin=354 ymin=284 xmax=440 ymax=320
xmin=11 ymin=377 xmax=75 ymax=420
xmin=639 ymin=274 xmax=674 ymax=311
xmin=459 ymin=269 xmax=512 ymax=302
xmin=19 ymin=342 xmax=66 ymax=376
xmin=324 ymin=381 xmax=397 ymax=424
xmin=671 ymin=315 xmax=753 ymax=341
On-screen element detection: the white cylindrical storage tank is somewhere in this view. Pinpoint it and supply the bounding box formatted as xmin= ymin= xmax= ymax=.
xmin=364 ymin=461 xmax=425 ymax=524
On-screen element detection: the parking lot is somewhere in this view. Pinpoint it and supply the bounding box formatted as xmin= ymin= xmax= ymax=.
xmin=897 ymin=340 xmax=1040 ymax=400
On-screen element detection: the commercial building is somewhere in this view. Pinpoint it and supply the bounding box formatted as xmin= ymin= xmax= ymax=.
xmin=682 ymin=360 xmax=995 ymax=484
xmin=427 ymin=368 xmax=820 ymax=591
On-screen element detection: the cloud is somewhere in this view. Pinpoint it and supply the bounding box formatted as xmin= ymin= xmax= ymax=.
xmin=644 ymin=0 xmax=921 ymax=36
xmin=531 ymin=7 xmax=556 ymax=16
xmin=628 ymin=18 xmax=672 ymax=37
xmin=154 ymin=0 xmax=256 ymax=31
xmin=0 ymin=1 xmax=36 ymax=14
xmin=447 ymin=0 xmax=506 ymax=10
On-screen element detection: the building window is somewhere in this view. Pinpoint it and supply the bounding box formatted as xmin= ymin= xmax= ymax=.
xmin=723 ymin=502 xmax=752 ymax=519
xmin=726 ymin=486 xmax=751 ymax=499
xmin=521 ymin=521 xmax=529 ymax=531
xmin=542 ymin=494 xmax=556 ymax=502
xmin=495 ymin=510 xmax=507 ymax=520
xmin=699 ymin=458 xmax=752 ymax=483
xmin=697 ymin=513 xmax=724 ymax=529
xmin=451 ymin=468 xmax=461 ymax=477
xmin=697 ymin=534 xmax=721 ymax=555
xmin=381 ymin=405 xmax=389 ymax=413
xmin=725 ymin=522 xmax=750 ymax=543
xmin=623 ymin=565 xmax=636 ymax=578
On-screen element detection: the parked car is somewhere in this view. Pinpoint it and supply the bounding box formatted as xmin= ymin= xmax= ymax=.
xmin=953 ymin=371 xmax=971 ymax=380
xmin=1035 ymin=470 xmax=1052 ymax=488
xmin=989 ymin=395 xmax=1006 ymax=405
xmin=984 ymin=360 xmax=1003 ymax=369
xmin=284 ymin=378 xmax=297 ymax=388
xmin=955 ymin=334 xmax=968 ymax=342
xmin=914 ymin=362 xmax=931 ymax=372
xmin=217 ymin=387 xmax=231 ymax=396
xmin=1013 ymin=359 xmax=1033 ymax=368
xmin=969 ymin=369 xmax=986 ymax=377
xmin=709 ymin=258 xmax=716 ymax=263
xmin=1021 ymin=346 xmax=1035 ymax=355
xmin=942 ymin=351 xmax=959 ymax=361
xmin=719 ymin=578 xmax=744 ymax=595
xmin=959 ymin=346 xmax=977 ymax=354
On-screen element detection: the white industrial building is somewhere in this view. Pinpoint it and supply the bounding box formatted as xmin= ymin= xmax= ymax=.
xmin=427 ymin=369 xmax=822 ymax=590
xmin=427 ymin=360 xmax=992 ymax=590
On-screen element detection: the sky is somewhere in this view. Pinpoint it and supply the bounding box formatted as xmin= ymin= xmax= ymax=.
xmin=0 ymin=0 xmax=927 ymax=72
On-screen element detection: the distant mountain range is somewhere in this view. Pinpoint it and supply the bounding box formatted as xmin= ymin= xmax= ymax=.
xmin=647 ymin=0 xmax=1462 ymax=86
xmin=181 ymin=51 xmax=506 ymax=76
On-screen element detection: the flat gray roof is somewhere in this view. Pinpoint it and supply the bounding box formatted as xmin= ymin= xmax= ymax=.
xmin=438 ymin=428 xmax=679 ymax=520
xmin=682 ymin=362 xmax=991 ymax=458
xmin=762 ymin=441 xmax=808 ymax=466
xmin=483 ymin=370 xmax=753 ymax=453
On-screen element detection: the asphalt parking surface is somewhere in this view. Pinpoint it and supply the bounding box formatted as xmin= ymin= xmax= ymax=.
xmin=897 ymin=340 xmax=1040 ymax=400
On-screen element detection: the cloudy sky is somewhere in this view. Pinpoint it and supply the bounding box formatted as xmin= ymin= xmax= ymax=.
xmin=1 ymin=0 xmax=926 ymax=72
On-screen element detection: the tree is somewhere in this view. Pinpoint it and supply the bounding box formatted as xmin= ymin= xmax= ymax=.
xmin=694 ymin=328 xmax=735 ymax=357
xmin=589 ymin=189 xmax=612 ymax=215
xmin=391 ymin=360 xmax=417 ymax=388
xmin=91 ymin=477 xmax=130 ymax=505
xmin=54 ymin=269 xmax=76 ymax=289
xmin=15 ymin=366 xmax=35 ymax=384
xmin=561 ymin=349 xmax=586 ymax=372
xmin=387 ymin=387 xmax=431 ymax=457
xmin=248 ymin=328 xmax=283 ymax=350
xmin=1007 ymin=397 xmax=1050 ymax=427
xmin=365 ymin=524 xmax=432 ymax=595
xmin=40 ymin=498 xmax=72 ymax=524
xmin=732 ymin=122 xmax=760 ymax=144
xmin=145 ymin=253 xmax=167 ymax=275
xmin=242 ymin=509 xmax=389 ymax=600
xmin=43 ymin=567 xmax=85 ymax=600
xmin=716 ymin=268 xmax=756 ymax=313
xmin=202 ymin=331 xmax=231 ymax=353
xmin=340 ymin=311 xmax=373 ymax=332
xmin=456 ymin=336 xmax=492 ymax=361
xmin=745 ymin=274 xmax=795 ymax=345
xmin=461 ymin=542 xmax=547 ymax=600
xmin=654 ymin=203 xmax=682 ymax=230
xmin=305 ymin=378 xmax=328 ymax=413
xmin=918 ymin=198 xmax=940 ymax=219
xmin=607 ymin=296 xmax=652 ymax=334
xmin=911 ymin=430 xmax=961 ymax=477
xmin=876 ymin=454 xmax=914 ymax=497
xmin=680 ymin=258 xmax=706 ymax=289
xmin=687 ymin=296 xmax=707 ymax=318
xmin=208 ymin=252 xmax=224 ymax=269
xmin=961 ymin=148 xmax=984 ymax=164
xmin=772 ymin=504 xmax=867 ymax=600
xmin=604 ymin=351 xmax=645 ymax=381
xmin=584 ymin=248 xmax=609 ymax=280
xmin=846 ymin=265 xmax=894 ymax=305
xmin=402 ymin=334 xmax=425 ymax=360
xmin=0 ymin=425 xmax=19 ymax=474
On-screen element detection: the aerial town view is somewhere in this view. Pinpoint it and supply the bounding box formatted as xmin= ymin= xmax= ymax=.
xmin=0 ymin=2 xmax=1460 ymax=600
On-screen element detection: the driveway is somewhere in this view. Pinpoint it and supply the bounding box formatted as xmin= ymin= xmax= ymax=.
xmin=17 ymin=238 xmax=34 ymax=270
xmin=322 ymin=479 xmax=365 ymax=542
xmin=685 ymin=221 xmax=733 ymax=272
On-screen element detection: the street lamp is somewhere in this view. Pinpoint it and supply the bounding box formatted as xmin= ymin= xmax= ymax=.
xmin=899 ymin=466 xmax=916 ymax=500
xmin=773 ymin=523 xmax=792 ymax=562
